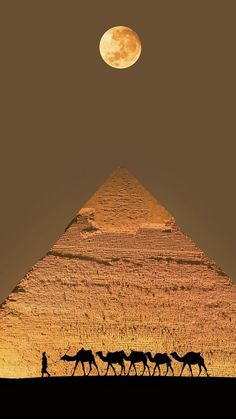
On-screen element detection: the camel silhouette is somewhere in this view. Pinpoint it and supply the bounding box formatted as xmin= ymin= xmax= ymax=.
xmin=96 ymin=351 xmax=125 ymax=375
xmin=145 ymin=352 xmax=174 ymax=376
xmin=61 ymin=348 xmax=99 ymax=376
xmin=170 ymin=351 xmax=209 ymax=377
xmin=120 ymin=351 xmax=150 ymax=376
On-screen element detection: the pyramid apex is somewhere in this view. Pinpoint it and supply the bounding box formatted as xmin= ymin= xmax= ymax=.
xmin=110 ymin=166 xmax=132 ymax=175
xmin=78 ymin=167 xmax=173 ymax=232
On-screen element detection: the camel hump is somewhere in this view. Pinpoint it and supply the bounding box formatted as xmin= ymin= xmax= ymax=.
xmin=79 ymin=348 xmax=92 ymax=353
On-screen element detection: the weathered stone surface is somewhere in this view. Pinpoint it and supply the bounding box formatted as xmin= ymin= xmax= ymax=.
xmin=0 ymin=168 xmax=235 ymax=377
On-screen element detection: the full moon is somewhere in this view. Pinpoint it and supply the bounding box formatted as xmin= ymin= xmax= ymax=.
xmin=99 ymin=26 xmax=142 ymax=69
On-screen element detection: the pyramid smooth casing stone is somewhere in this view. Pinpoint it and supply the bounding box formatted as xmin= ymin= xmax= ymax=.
xmin=0 ymin=168 xmax=235 ymax=377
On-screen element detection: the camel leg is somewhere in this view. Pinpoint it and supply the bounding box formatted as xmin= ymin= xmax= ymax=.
xmin=142 ymin=361 xmax=150 ymax=376
xmin=81 ymin=361 xmax=86 ymax=376
xmin=157 ymin=364 xmax=161 ymax=376
xmin=170 ymin=363 xmax=174 ymax=376
xmin=153 ymin=364 xmax=157 ymax=376
xmin=72 ymin=360 xmax=79 ymax=376
xmin=202 ymin=362 xmax=209 ymax=377
xmin=180 ymin=363 xmax=186 ymax=376
xmin=93 ymin=360 xmax=100 ymax=376
xmin=111 ymin=364 xmax=116 ymax=376
xmin=120 ymin=362 xmax=125 ymax=376
xmin=105 ymin=363 xmax=110 ymax=376
xmin=188 ymin=364 xmax=193 ymax=377
xmin=128 ymin=363 xmax=137 ymax=375
xmin=122 ymin=362 xmax=126 ymax=376
xmin=165 ymin=363 xmax=169 ymax=376
xmin=127 ymin=363 xmax=133 ymax=376
xmin=141 ymin=362 xmax=146 ymax=376
xmin=87 ymin=362 xmax=92 ymax=376
xmin=198 ymin=364 xmax=202 ymax=376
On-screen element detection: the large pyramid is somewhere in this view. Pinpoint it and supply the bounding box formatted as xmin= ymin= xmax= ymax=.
xmin=0 ymin=168 xmax=235 ymax=378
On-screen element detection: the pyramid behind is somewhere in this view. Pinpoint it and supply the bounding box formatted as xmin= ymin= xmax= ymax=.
xmin=80 ymin=167 xmax=172 ymax=231
xmin=0 ymin=169 xmax=235 ymax=378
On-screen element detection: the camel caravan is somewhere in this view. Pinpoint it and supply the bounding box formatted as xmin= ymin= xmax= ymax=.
xmin=60 ymin=348 xmax=209 ymax=377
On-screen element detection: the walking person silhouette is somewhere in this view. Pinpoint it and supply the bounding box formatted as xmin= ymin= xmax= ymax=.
xmin=41 ymin=352 xmax=51 ymax=377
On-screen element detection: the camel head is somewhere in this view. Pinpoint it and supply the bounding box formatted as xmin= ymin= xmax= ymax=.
xmin=145 ymin=352 xmax=152 ymax=357
xmin=96 ymin=351 xmax=102 ymax=357
xmin=60 ymin=354 xmax=67 ymax=361
xmin=170 ymin=352 xmax=178 ymax=359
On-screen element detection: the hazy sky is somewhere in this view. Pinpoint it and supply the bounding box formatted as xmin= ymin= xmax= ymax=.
xmin=0 ymin=1 xmax=236 ymax=303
